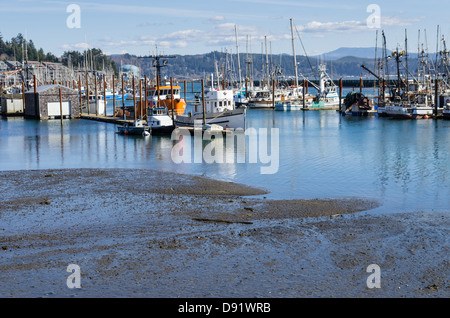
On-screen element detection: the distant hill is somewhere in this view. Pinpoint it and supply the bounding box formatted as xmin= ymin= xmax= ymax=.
xmin=109 ymin=47 xmax=424 ymax=80
xmin=315 ymin=47 xmax=425 ymax=60
xmin=314 ymin=47 xmax=384 ymax=60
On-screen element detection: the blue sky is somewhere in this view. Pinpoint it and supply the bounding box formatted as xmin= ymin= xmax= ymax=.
xmin=1 ymin=0 xmax=449 ymax=57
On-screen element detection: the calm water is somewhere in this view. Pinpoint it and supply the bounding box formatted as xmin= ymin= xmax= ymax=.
xmin=1 ymin=87 xmax=449 ymax=215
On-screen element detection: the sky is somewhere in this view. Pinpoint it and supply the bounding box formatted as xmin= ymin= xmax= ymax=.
xmin=1 ymin=0 xmax=449 ymax=58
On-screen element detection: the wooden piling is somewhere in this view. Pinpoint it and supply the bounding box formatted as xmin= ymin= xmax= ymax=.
xmin=201 ymin=79 xmax=206 ymax=126
xmin=144 ymin=75 xmax=148 ymax=117
xmin=133 ymin=76 xmax=136 ymax=120
xmin=95 ymin=76 xmax=98 ymax=116
xmin=435 ymin=79 xmax=439 ymax=116
xmin=121 ymin=74 xmax=125 ymax=119
xmin=112 ymin=75 xmax=115 ymax=117
xmin=86 ymin=74 xmax=90 ymax=115
xmin=272 ymin=79 xmax=275 ymax=108
xmin=59 ymin=87 xmax=63 ymax=126
xmin=103 ymin=76 xmax=107 ymax=116
xmin=339 ymin=78 xmax=343 ymax=112
xmin=78 ymin=75 xmax=82 ymax=115
xmin=302 ymin=79 xmax=306 ymax=109
xmin=34 ymin=75 xmax=38 ymax=118
xmin=139 ymin=79 xmax=143 ymax=119
xmin=22 ymin=82 xmax=26 ymax=110
xmin=170 ymin=77 xmax=175 ymax=124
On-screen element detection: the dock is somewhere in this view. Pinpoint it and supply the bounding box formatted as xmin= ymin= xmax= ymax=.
xmin=80 ymin=113 xmax=135 ymax=125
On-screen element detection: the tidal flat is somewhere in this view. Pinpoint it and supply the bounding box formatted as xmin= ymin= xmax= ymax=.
xmin=0 ymin=169 xmax=448 ymax=297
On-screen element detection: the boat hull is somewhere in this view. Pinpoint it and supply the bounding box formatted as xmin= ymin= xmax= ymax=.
xmin=384 ymin=105 xmax=433 ymax=119
xmin=117 ymin=126 xmax=151 ymax=135
xmin=174 ymin=109 xmax=246 ymax=130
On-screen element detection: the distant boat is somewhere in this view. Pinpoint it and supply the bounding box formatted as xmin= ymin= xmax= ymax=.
xmin=275 ymin=98 xmax=313 ymax=111
xmin=117 ymin=119 xmax=151 ymax=136
xmin=105 ymin=91 xmax=129 ymax=101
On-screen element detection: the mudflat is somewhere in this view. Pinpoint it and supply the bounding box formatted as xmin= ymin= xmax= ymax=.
xmin=0 ymin=169 xmax=448 ymax=297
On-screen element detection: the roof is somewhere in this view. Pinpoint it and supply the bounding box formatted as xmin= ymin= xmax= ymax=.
xmin=26 ymin=84 xmax=78 ymax=94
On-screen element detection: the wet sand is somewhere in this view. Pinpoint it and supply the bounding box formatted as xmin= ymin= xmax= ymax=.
xmin=0 ymin=169 xmax=449 ymax=298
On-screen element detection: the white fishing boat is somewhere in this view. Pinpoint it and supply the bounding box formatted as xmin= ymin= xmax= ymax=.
xmin=384 ymin=95 xmax=434 ymax=119
xmin=246 ymin=87 xmax=283 ymax=108
xmin=175 ymin=80 xmax=245 ymax=130
xmin=275 ymin=96 xmax=313 ymax=111
xmin=146 ymin=106 xmax=174 ymax=135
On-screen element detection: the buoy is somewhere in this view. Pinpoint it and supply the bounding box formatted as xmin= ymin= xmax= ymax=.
xmin=424 ymin=115 xmax=429 ymax=119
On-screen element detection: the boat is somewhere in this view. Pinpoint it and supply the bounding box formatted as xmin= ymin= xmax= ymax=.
xmin=82 ymin=94 xmax=106 ymax=115
xmin=441 ymin=95 xmax=450 ymax=119
xmin=384 ymin=94 xmax=434 ymax=119
xmin=105 ymin=90 xmax=129 ymax=101
xmin=233 ymin=87 xmax=248 ymax=108
xmin=342 ymin=91 xmax=376 ymax=116
xmin=145 ymin=81 xmax=187 ymax=116
xmin=145 ymin=55 xmax=187 ymax=116
xmin=246 ymin=87 xmax=284 ymax=108
xmin=174 ymin=82 xmax=245 ymax=130
xmin=443 ymin=106 xmax=450 ymax=119
xmin=306 ymin=64 xmax=340 ymax=109
xmin=146 ymin=106 xmax=175 ymax=135
xmin=117 ymin=119 xmax=151 ymax=136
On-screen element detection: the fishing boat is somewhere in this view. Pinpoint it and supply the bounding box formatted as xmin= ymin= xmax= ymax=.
xmin=174 ymin=82 xmax=245 ymax=130
xmin=117 ymin=119 xmax=151 ymax=136
xmin=307 ymin=64 xmax=340 ymax=109
xmin=342 ymin=91 xmax=376 ymax=116
xmin=274 ymin=96 xmax=313 ymax=111
xmin=146 ymin=81 xmax=187 ymax=116
xmin=146 ymin=106 xmax=175 ymax=135
xmin=443 ymin=106 xmax=450 ymax=119
xmin=384 ymin=95 xmax=434 ymax=119
xmin=441 ymin=94 xmax=450 ymax=119
xmin=246 ymin=86 xmax=286 ymax=108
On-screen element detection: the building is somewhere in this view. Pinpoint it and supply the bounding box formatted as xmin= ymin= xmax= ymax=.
xmin=24 ymin=84 xmax=80 ymax=120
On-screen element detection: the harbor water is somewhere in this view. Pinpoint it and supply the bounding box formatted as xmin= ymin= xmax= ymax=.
xmin=1 ymin=86 xmax=449 ymax=216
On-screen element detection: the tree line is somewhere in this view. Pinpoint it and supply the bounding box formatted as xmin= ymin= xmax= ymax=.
xmin=0 ymin=33 xmax=58 ymax=63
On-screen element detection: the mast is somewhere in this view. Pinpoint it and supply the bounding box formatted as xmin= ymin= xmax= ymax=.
xmin=234 ymin=25 xmax=242 ymax=89
xmin=405 ymin=29 xmax=409 ymax=95
xmin=290 ymin=18 xmax=298 ymax=89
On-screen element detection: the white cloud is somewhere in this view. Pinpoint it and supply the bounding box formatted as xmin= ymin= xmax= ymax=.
xmin=61 ymin=42 xmax=90 ymax=51
xmin=206 ymin=16 xmax=226 ymax=24
xmin=294 ymin=16 xmax=422 ymax=34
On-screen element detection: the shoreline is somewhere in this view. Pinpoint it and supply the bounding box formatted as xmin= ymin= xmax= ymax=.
xmin=0 ymin=168 xmax=449 ymax=297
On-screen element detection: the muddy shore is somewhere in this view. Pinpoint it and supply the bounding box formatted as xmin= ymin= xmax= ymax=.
xmin=0 ymin=169 xmax=449 ymax=298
